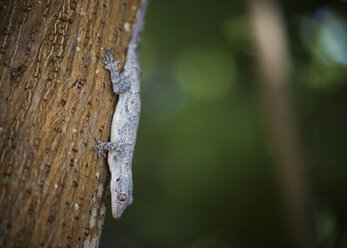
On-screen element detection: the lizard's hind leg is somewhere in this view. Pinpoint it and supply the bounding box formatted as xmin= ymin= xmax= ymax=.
xmin=102 ymin=49 xmax=120 ymax=73
xmin=102 ymin=49 xmax=131 ymax=94
xmin=112 ymin=73 xmax=131 ymax=93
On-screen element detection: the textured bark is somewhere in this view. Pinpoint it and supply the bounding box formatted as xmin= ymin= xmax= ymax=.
xmin=0 ymin=0 xmax=141 ymax=247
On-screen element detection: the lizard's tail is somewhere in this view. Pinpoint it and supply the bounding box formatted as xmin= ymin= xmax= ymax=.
xmin=129 ymin=0 xmax=150 ymax=46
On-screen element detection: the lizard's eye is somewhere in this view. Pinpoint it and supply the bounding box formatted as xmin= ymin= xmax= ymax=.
xmin=117 ymin=193 xmax=128 ymax=203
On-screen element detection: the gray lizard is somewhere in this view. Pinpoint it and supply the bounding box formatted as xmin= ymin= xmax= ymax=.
xmin=93 ymin=0 xmax=149 ymax=219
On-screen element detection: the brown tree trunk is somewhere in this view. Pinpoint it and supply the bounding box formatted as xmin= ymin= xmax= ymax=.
xmin=0 ymin=0 xmax=141 ymax=247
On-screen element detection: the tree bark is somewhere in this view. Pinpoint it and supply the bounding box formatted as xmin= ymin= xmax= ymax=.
xmin=0 ymin=0 xmax=140 ymax=247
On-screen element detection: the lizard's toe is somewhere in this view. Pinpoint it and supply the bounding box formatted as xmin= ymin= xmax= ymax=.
xmin=105 ymin=49 xmax=113 ymax=61
xmin=94 ymin=137 xmax=103 ymax=145
xmin=102 ymin=49 xmax=114 ymax=68
xmin=105 ymin=49 xmax=113 ymax=58
xmin=102 ymin=57 xmax=108 ymax=66
xmin=96 ymin=150 xmax=106 ymax=159
xmin=93 ymin=138 xmax=107 ymax=159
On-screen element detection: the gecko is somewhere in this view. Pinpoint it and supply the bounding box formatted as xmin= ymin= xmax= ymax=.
xmin=92 ymin=0 xmax=149 ymax=219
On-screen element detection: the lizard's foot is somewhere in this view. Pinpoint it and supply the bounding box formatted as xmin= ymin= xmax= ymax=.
xmin=102 ymin=49 xmax=120 ymax=71
xmin=92 ymin=138 xmax=122 ymax=159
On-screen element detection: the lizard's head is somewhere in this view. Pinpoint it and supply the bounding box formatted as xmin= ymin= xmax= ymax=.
xmin=109 ymin=166 xmax=134 ymax=219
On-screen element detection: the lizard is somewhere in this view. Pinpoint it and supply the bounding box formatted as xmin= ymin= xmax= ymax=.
xmin=92 ymin=0 xmax=149 ymax=219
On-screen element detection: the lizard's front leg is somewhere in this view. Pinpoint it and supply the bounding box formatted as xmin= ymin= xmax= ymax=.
xmin=92 ymin=138 xmax=122 ymax=159
xmin=102 ymin=49 xmax=131 ymax=94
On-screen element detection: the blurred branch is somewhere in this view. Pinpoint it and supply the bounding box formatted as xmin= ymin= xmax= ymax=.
xmin=247 ymin=0 xmax=316 ymax=247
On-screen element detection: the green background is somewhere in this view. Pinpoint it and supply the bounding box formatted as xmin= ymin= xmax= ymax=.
xmin=101 ymin=0 xmax=347 ymax=247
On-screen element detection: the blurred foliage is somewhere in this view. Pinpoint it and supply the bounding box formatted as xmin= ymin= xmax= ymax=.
xmin=101 ymin=0 xmax=347 ymax=247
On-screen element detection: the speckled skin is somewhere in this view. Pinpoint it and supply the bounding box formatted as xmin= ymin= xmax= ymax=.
xmin=93 ymin=0 xmax=149 ymax=219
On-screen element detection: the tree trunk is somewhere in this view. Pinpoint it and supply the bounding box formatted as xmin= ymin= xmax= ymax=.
xmin=248 ymin=0 xmax=315 ymax=247
xmin=0 ymin=0 xmax=140 ymax=247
